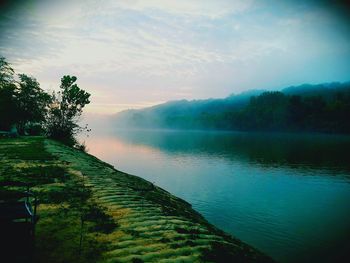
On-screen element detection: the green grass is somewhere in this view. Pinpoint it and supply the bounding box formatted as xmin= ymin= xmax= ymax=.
xmin=0 ymin=136 xmax=54 ymax=160
xmin=0 ymin=136 xmax=117 ymax=263
xmin=1 ymin=136 xmax=274 ymax=263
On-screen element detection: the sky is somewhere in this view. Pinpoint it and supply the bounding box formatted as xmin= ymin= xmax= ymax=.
xmin=1 ymin=0 xmax=350 ymax=114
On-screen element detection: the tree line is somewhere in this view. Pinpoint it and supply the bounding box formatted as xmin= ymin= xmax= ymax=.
xmin=227 ymin=91 xmax=350 ymax=133
xmin=0 ymin=57 xmax=90 ymax=147
xmin=118 ymin=83 xmax=350 ymax=134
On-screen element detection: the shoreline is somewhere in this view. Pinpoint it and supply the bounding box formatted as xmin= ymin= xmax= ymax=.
xmin=89 ymin=126 xmax=350 ymax=139
xmin=1 ymin=136 xmax=274 ymax=262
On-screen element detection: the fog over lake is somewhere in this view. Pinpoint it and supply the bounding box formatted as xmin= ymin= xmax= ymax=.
xmin=84 ymin=129 xmax=350 ymax=263
xmin=2 ymin=0 xmax=350 ymax=262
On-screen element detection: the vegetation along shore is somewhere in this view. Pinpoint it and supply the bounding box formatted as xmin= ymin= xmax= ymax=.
xmin=0 ymin=136 xmax=274 ymax=262
xmin=0 ymin=55 xmax=274 ymax=262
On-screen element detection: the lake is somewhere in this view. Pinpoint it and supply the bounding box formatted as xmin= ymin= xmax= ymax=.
xmin=84 ymin=129 xmax=350 ymax=262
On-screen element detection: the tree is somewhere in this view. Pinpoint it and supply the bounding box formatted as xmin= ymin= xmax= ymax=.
xmin=287 ymin=95 xmax=306 ymax=129
xmin=0 ymin=84 xmax=17 ymax=130
xmin=15 ymin=74 xmax=51 ymax=134
xmin=0 ymin=57 xmax=15 ymax=86
xmin=0 ymin=57 xmax=17 ymax=130
xmin=46 ymin=75 xmax=90 ymax=146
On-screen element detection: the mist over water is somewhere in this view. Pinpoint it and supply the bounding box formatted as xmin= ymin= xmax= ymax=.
xmin=84 ymin=129 xmax=350 ymax=263
xmin=1 ymin=0 xmax=350 ymax=261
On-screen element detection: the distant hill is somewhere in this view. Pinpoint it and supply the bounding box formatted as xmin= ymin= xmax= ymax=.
xmin=113 ymin=89 xmax=267 ymax=126
xmin=112 ymin=82 xmax=350 ymax=133
xmin=282 ymin=82 xmax=350 ymax=98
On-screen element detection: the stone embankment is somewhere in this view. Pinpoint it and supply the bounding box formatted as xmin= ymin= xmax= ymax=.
xmin=0 ymin=137 xmax=274 ymax=262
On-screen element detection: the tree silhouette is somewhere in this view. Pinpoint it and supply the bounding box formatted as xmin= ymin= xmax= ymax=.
xmin=46 ymin=75 xmax=90 ymax=146
xmin=16 ymin=74 xmax=51 ymax=134
xmin=0 ymin=57 xmax=17 ymax=130
xmin=0 ymin=57 xmax=15 ymax=86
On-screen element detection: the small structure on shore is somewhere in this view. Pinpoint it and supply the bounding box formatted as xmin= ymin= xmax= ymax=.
xmin=0 ymin=181 xmax=38 ymax=262
xmin=0 ymin=125 xmax=18 ymax=138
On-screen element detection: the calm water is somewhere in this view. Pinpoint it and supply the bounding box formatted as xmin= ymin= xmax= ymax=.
xmin=84 ymin=129 xmax=350 ymax=262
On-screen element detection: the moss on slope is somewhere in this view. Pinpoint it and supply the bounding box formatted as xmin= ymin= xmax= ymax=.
xmin=1 ymin=137 xmax=274 ymax=263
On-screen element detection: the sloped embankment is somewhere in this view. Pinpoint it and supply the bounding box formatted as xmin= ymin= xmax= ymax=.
xmin=45 ymin=139 xmax=274 ymax=263
xmin=0 ymin=137 xmax=273 ymax=262
xmin=0 ymin=137 xmax=117 ymax=263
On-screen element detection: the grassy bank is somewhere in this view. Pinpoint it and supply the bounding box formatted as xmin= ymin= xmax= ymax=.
xmin=0 ymin=137 xmax=274 ymax=262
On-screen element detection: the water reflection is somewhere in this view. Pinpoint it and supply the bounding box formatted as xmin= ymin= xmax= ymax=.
xmin=105 ymin=129 xmax=350 ymax=172
xmin=84 ymin=129 xmax=350 ymax=263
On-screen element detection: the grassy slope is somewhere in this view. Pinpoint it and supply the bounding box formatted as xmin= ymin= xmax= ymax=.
xmin=0 ymin=137 xmax=274 ymax=263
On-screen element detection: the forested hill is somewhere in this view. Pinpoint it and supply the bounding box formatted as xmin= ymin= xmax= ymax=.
xmin=112 ymin=82 xmax=350 ymax=133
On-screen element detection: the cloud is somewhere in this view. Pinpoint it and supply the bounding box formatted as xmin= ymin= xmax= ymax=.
xmin=115 ymin=0 xmax=254 ymax=18
xmin=1 ymin=0 xmax=349 ymax=114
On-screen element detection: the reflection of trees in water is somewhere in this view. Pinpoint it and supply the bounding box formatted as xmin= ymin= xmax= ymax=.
xmin=113 ymin=130 xmax=350 ymax=172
